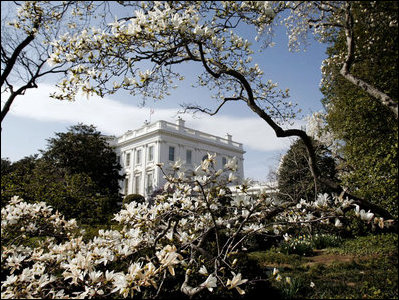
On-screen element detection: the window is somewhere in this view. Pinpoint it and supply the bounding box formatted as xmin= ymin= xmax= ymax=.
xmin=134 ymin=174 xmax=141 ymax=194
xmin=186 ymin=149 xmax=192 ymax=164
xmin=222 ymin=157 xmax=227 ymax=167
xmin=146 ymin=173 xmax=153 ymax=195
xmin=169 ymin=146 xmax=175 ymax=161
xmin=136 ymin=149 xmax=142 ymax=164
xmin=125 ymin=153 xmax=131 ymax=167
xmin=148 ymin=146 xmax=154 ymax=161
xmin=124 ymin=177 xmax=129 ymax=195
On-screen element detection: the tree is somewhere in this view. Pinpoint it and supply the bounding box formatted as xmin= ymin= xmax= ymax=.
xmin=277 ymin=138 xmax=337 ymax=203
xmin=1 ymin=158 xmax=13 ymax=175
xmin=1 ymin=124 xmax=123 ymax=223
xmin=319 ymin=1 xmax=398 ymax=218
xmin=39 ymin=123 xmax=124 ymax=222
xmin=1 ymin=1 xmax=111 ymax=125
xmin=41 ymin=123 xmax=124 ymax=197
xmin=1 ymin=155 xmax=119 ymax=224
xmin=2 ymin=156 xmax=390 ymax=298
xmin=43 ymin=1 xmax=396 ymax=223
xmin=280 ymin=1 xmax=398 ymax=118
xmin=1 ymin=155 xmax=38 ymax=206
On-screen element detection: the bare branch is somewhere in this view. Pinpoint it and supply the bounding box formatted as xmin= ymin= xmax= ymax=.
xmin=196 ymin=38 xmax=396 ymax=222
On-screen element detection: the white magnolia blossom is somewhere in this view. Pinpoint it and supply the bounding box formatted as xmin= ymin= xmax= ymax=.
xmin=354 ymin=205 xmax=375 ymax=222
xmin=226 ymin=272 xmax=248 ymax=295
xmin=43 ymin=1 xmax=299 ymax=123
xmin=1 ymin=156 xmax=390 ymax=298
xmin=2 ymin=3 xmax=394 ymax=296
xmin=199 ymin=265 xmax=208 ymax=276
xmin=201 ymin=274 xmax=218 ymax=292
xmin=334 ymin=218 xmax=343 ymax=228
xmin=305 ymin=110 xmax=342 ymax=156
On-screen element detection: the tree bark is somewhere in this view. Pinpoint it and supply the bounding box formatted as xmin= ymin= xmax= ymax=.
xmin=340 ymin=2 xmax=398 ymax=119
xmin=196 ymin=42 xmax=397 ymax=223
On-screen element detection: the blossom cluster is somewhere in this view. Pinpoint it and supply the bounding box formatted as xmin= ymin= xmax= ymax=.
xmin=45 ymin=1 xmax=298 ymax=124
xmin=1 ymin=156 xmax=257 ymax=298
xmin=305 ymin=110 xmax=343 ymax=157
xmin=1 ymin=155 xmax=390 ymax=298
xmin=2 ymin=196 xmax=78 ymax=242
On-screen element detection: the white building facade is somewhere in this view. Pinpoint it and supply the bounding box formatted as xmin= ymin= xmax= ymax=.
xmin=107 ymin=118 xmax=245 ymax=198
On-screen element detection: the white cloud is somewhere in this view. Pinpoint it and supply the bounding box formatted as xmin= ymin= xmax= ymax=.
xmin=7 ymin=84 xmax=304 ymax=153
xmin=189 ymin=115 xmax=303 ymax=152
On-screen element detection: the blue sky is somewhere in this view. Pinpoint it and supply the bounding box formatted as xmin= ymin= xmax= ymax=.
xmin=1 ymin=5 xmax=328 ymax=182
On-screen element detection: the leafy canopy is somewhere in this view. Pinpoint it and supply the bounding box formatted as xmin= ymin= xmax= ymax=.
xmin=320 ymin=1 xmax=398 ymax=217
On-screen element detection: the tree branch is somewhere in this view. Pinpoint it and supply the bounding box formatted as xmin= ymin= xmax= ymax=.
xmin=340 ymin=2 xmax=398 ymax=118
xmin=0 ymin=9 xmax=42 ymax=89
xmin=195 ymin=41 xmax=396 ymax=222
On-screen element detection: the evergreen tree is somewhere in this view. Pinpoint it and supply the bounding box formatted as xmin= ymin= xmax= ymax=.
xmin=1 ymin=124 xmax=124 ymax=223
xmin=321 ymin=1 xmax=398 ymax=217
xmin=41 ymin=123 xmax=124 ymax=197
xmin=278 ymin=138 xmax=337 ymax=203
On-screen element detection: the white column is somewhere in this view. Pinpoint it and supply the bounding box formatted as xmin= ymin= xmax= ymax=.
xmin=129 ymin=148 xmax=134 ymax=194
xmin=142 ymin=144 xmax=148 ymax=197
xmin=156 ymin=140 xmax=164 ymax=188
xmin=154 ymin=141 xmax=160 ymax=188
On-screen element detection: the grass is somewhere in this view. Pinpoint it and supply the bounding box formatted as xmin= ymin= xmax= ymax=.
xmin=326 ymin=232 xmax=398 ymax=256
xmin=246 ymin=233 xmax=398 ymax=299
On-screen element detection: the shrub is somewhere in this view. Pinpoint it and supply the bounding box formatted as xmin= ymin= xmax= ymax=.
xmin=311 ymin=233 xmax=342 ymax=249
xmin=280 ymin=233 xmax=343 ymax=256
xmin=122 ymin=193 xmax=145 ymax=206
xmin=1 ymin=154 xmax=389 ymax=299
xmin=280 ymin=235 xmax=314 ymax=256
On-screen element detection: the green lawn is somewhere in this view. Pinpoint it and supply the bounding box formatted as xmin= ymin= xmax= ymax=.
xmin=246 ymin=233 xmax=398 ymax=299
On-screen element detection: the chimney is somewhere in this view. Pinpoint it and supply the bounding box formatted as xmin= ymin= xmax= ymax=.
xmin=176 ymin=117 xmax=185 ymax=129
xmin=226 ymin=133 xmax=232 ymax=143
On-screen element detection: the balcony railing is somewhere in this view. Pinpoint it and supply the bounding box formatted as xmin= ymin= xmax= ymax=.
xmin=112 ymin=120 xmax=243 ymax=150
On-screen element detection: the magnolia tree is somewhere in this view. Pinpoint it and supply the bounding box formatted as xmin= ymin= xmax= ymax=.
xmin=280 ymin=1 xmax=397 ymax=118
xmin=1 ymin=155 xmax=391 ymax=299
xmin=44 ymin=1 xmax=396 ymax=222
xmin=2 ymin=2 xmax=396 ymax=297
xmin=0 ymin=1 xmax=116 ymax=124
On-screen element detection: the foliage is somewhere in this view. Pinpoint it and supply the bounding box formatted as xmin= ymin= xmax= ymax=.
xmin=278 ymin=233 xmax=341 ymax=256
xmin=248 ymin=250 xmax=305 ymax=268
xmin=255 ymin=233 xmax=398 ymax=299
xmin=280 ymin=235 xmax=314 ymax=256
xmin=1 ymin=158 xmax=117 ymax=224
xmin=262 ymin=233 xmax=343 ymax=258
xmin=1 ymin=153 xmax=388 ymax=299
xmin=277 ymin=138 xmax=337 ymax=202
xmin=122 ymin=194 xmax=145 ymax=206
xmin=41 ymin=123 xmax=124 ymax=196
xmin=326 ymin=233 xmax=398 ymax=256
xmin=1 ymin=155 xmax=38 ymax=206
xmin=1 ymin=124 xmax=122 ymax=224
xmin=287 ymin=257 xmax=398 ymax=299
xmin=311 ymin=234 xmax=342 ymax=250
xmin=1 ymin=158 xmax=13 ymax=175
xmin=320 ymin=1 xmax=398 ymax=218
xmin=1 ymin=1 xmax=109 ymax=123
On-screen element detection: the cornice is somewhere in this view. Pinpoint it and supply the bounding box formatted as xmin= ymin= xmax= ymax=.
xmin=113 ymin=127 xmax=245 ymax=154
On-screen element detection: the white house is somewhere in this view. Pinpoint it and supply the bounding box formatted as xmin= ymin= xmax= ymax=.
xmin=107 ymin=118 xmax=245 ymax=198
